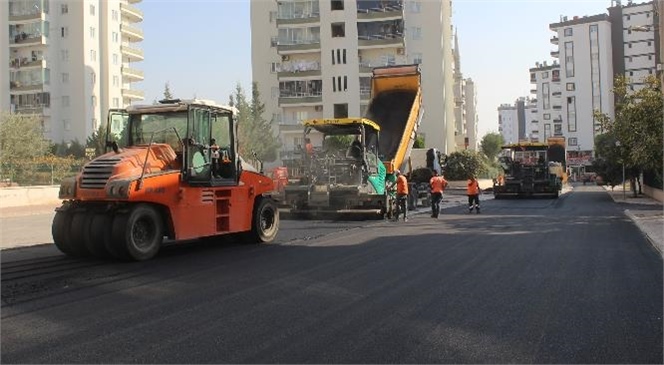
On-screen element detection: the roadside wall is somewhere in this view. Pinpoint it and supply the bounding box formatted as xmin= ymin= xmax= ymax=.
xmin=0 ymin=186 xmax=61 ymax=208
xmin=643 ymin=185 xmax=664 ymax=202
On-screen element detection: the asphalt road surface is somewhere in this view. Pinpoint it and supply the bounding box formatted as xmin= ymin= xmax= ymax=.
xmin=2 ymin=185 xmax=662 ymax=364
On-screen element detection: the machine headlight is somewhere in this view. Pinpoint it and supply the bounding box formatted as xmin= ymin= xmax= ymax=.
xmin=106 ymin=180 xmax=132 ymax=199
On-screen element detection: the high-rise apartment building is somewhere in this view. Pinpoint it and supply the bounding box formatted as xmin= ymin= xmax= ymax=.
xmin=464 ymin=78 xmax=478 ymax=151
xmin=3 ymin=0 xmax=144 ymax=144
xmin=250 ymin=0 xmax=455 ymax=161
xmin=529 ymin=60 xmax=564 ymax=143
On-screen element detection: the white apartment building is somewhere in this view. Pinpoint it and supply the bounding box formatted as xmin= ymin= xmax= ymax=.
xmin=250 ymin=0 xmax=455 ymax=160
xmin=497 ymin=103 xmax=518 ymax=144
xmin=452 ymin=29 xmax=466 ymax=150
xmin=529 ymin=61 xmax=564 ymax=143
xmin=3 ymin=0 xmax=144 ymax=144
xmin=523 ymin=97 xmax=538 ymax=142
xmin=464 ymin=78 xmax=478 ymax=151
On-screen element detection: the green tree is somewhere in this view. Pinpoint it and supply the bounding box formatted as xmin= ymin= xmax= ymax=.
xmin=163 ymin=82 xmax=174 ymax=100
xmin=232 ymin=83 xmax=281 ymax=163
xmin=413 ymin=135 xmax=425 ymax=148
xmin=0 ymin=113 xmax=50 ymax=183
xmin=86 ymin=123 xmax=108 ymax=157
xmin=595 ymin=75 xmax=663 ymax=191
xmin=444 ymin=150 xmax=486 ymax=180
xmin=480 ymin=132 xmax=504 ymax=162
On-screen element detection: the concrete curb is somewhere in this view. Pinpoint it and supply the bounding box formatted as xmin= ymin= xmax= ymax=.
xmin=624 ymin=209 xmax=664 ymax=258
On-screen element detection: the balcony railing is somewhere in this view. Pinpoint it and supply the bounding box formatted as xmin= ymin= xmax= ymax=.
xmin=121 ymin=67 xmax=144 ymax=81
xmin=278 ymin=91 xmax=322 ymax=105
xmin=360 ymin=88 xmax=371 ymax=100
xmin=120 ymin=3 xmax=143 ymax=22
xmin=9 ymin=57 xmax=46 ymax=69
xmin=359 ymin=60 xmax=395 ymax=73
xmin=550 ymin=50 xmax=559 ymax=58
xmin=10 ymin=33 xmax=47 ymax=46
xmin=9 ymin=0 xmax=49 ymax=20
xmin=550 ymin=36 xmax=559 ymax=44
xmin=357 ymin=1 xmax=403 ymax=20
xmin=357 ymin=33 xmax=404 ymax=48
xmin=122 ymin=88 xmax=145 ymax=100
xmin=121 ymin=45 xmax=144 ymax=61
xmin=277 ymin=61 xmax=321 ymax=77
xmin=276 ymin=4 xmax=320 ymax=26
xmin=10 ymin=80 xmax=46 ymax=92
xmin=120 ymin=24 xmax=144 ymax=41
xmin=277 ymin=39 xmax=321 ymax=53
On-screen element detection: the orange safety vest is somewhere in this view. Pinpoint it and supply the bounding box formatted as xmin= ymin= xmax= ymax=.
xmin=467 ymin=179 xmax=480 ymax=195
xmin=396 ymin=175 xmax=409 ymax=194
xmin=430 ymin=176 xmax=447 ymax=194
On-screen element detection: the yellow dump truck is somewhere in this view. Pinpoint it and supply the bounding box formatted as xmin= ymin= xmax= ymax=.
xmin=282 ymin=65 xmax=422 ymax=217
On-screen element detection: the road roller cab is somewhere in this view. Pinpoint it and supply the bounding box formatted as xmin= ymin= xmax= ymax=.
xmin=52 ymin=99 xmax=280 ymax=261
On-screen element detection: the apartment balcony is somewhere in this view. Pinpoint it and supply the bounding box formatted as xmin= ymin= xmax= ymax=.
xmin=15 ymin=105 xmax=48 ymax=115
xmin=360 ymin=88 xmax=372 ymax=100
xmin=122 ymin=88 xmax=145 ymax=100
xmin=359 ymin=60 xmax=395 ymax=73
xmin=277 ymin=40 xmax=321 ymax=54
xmin=9 ymin=57 xmax=46 ymax=70
xmin=120 ymin=24 xmax=144 ymax=41
xmin=278 ymin=69 xmax=322 ymax=78
xmin=278 ymin=92 xmax=323 ymax=106
xmin=550 ymin=36 xmax=559 ymax=45
xmin=121 ymin=45 xmax=144 ymax=61
xmin=122 ymin=66 xmax=144 ymax=81
xmin=9 ymin=34 xmax=47 ymax=47
xmin=9 ymin=12 xmax=44 ymax=23
xmin=552 ymin=105 xmax=562 ymax=110
xmin=357 ymin=1 xmax=404 ymax=21
xmin=530 ymin=89 xmax=537 ymax=94
xmin=9 ymin=81 xmax=45 ymax=93
xmin=276 ymin=11 xmax=320 ymax=26
xmin=357 ymin=33 xmax=404 ymax=49
xmin=550 ymin=50 xmax=559 ymax=58
xmin=120 ymin=3 xmax=143 ymax=23
xmin=9 ymin=0 xmax=48 ymax=23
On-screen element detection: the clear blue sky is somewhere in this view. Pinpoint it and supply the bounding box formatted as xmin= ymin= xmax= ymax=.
xmin=140 ymin=0 xmax=619 ymax=140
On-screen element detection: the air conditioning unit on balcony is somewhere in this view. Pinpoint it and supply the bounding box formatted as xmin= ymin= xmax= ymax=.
xmin=281 ymin=55 xmax=290 ymax=61
xmin=315 ymin=105 xmax=323 ymax=112
xmin=397 ymin=48 xmax=405 ymax=55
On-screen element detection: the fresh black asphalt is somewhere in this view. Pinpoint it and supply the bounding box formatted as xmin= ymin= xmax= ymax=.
xmin=1 ymin=185 xmax=662 ymax=363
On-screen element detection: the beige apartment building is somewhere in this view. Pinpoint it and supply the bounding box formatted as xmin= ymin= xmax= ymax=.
xmin=2 ymin=0 xmax=144 ymax=144
xmin=250 ymin=0 xmax=455 ymax=161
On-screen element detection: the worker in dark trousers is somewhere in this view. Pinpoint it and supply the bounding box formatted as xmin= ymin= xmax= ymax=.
xmin=429 ymin=170 xmax=448 ymax=218
xmin=394 ymin=170 xmax=409 ymax=222
xmin=467 ymin=175 xmax=481 ymax=214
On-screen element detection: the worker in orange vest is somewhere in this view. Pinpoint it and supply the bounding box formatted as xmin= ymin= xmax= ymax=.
xmin=467 ymin=175 xmax=481 ymax=214
xmin=395 ymin=170 xmax=409 ymax=222
xmin=429 ymin=170 xmax=448 ymax=218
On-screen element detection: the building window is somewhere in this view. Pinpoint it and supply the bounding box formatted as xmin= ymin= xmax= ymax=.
xmin=544 ymin=124 xmax=551 ymax=140
xmin=112 ymin=10 xmax=118 ymax=21
xmin=566 ymin=82 xmax=575 ymax=91
xmin=62 ymin=73 xmax=69 ymax=83
xmin=331 ymin=0 xmax=344 ymax=11
xmin=343 ymin=49 xmax=346 ymax=64
xmin=62 ymin=96 xmax=70 ymax=107
xmin=411 ymin=27 xmax=422 ymax=40
xmin=112 ymin=32 xmax=118 ymax=42
xmin=332 ymin=77 xmax=336 ymax=92
xmin=564 ymin=41 xmax=575 ymax=77
xmin=568 ymin=137 xmax=577 ymax=146
xmin=334 ymin=103 xmax=348 ymax=118
xmin=564 ymin=28 xmax=573 ymax=36
xmin=90 ymin=50 xmax=97 ymax=62
xmin=331 ymin=23 xmax=345 ymax=37
xmin=113 ymin=54 xmax=118 ymax=65
xmin=91 ymin=95 xmax=97 ymax=107
xmin=61 ymin=4 xmax=68 ymax=14
xmin=412 ymin=52 xmax=422 ymax=64
xmin=89 ymin=27 xmax=95 ymax=39
xmin=337 ymin=49 xmax=341 ymax=64
xmin=63 ymin=119 xmax=71 ymax=131
xmin=343 ymin=76 xmax=347 ymax=91
xmin=554 ymin=124 xmax=562 ymax=135
xmin=331 ymin=50 xmax=335 ymax=65
xmin=89 ymin=4 xmax=95 ymax=15
xmin=270 ymin=62 xmax=280 ymax=73
xmin=409 ymin=1 xmax=421 ymax=13
xmin=61 ymin=27 xmax=68 ymax=38
xmin=567 ymin=96 xmax=577 ymax=132
xmin=113 ymin=75 xmax=119 ymax=87
xmin=544 ymin=113 xmax=551 ymax=120
xmin=337 ymin=76 xmax=342 ymax=91
xmin=542 ymin=71 xmax=549 ymax=79
xmin=542 ymin=82 xmax=550 ymax=110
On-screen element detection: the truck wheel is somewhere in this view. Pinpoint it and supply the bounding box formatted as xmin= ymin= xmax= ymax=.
xmin=246 ymin=198 xmax=279 ymax=243
xmin=112 ymin=205 xmax=163 ymax=261
xmin=68 ymin=212 xmax=92 ymax=257
xmin=52 ymin=210 xmax=74 ymax=256
xmin=85 ymin=213 xmax=113 ymax=259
